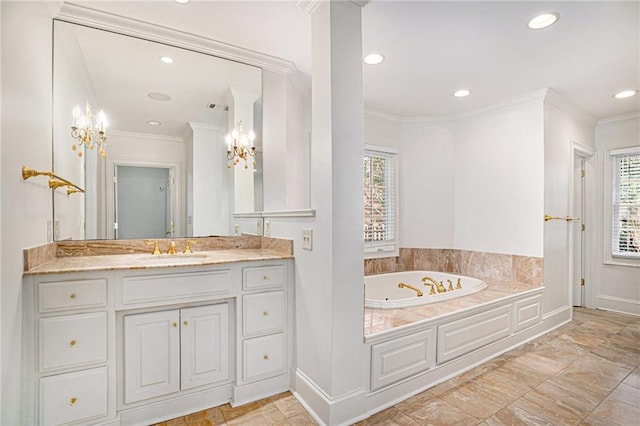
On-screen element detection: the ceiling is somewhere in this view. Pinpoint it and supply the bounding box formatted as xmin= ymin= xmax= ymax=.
xmin=75 ymin=0 xmax=639 ymax=120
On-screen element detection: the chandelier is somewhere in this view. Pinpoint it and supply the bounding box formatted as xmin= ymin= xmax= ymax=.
xmin=225 ymin=121 xmax=256 ymax=169
xmin=70 ymin=100 xmax=108 ymax=158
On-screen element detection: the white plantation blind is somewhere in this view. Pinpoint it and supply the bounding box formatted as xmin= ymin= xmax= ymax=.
xmin=611 ymin=148 xmax=640 ymax=258
xmin=364 ymin=147 xmax=397 ymax=255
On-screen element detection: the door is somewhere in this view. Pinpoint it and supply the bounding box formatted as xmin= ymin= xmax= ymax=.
xmin=123 ymin=310 xmax=180 ymax=403
xmin=114 ymin=165 xmax=173 ymax=239
xmin=572 ymin=157 xmax=585 ymax=306
xmin=180 ymin=304 xmax=229 ymax=390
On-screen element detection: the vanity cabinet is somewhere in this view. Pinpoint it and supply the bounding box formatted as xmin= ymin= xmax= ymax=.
xmin=24 ymin=257 xmax=293 ymax=425
xmin=123 ymin=304 xmax=229 ymax=404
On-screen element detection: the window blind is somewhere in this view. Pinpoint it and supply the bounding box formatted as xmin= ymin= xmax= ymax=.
xmin=364 ymin=148 xmax=396 ymax=253
xmin=612 ymin=149 xmax=640 ymax=258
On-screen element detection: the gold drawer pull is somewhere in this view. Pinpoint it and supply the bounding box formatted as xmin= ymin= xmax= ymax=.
xmin=263 ymin=354 xmax=269 ymax=361
xmin=263 ymin=311 xmax=269 ymax=317
xmin=69 ymin=339 xmax=77 ymax=347
xmin=263 ymin=275 xmax=270 ymax=280
xmin=69 ymin=293 xmax=77 ymax=300
xmin=70 ymin=397 xmax=77 ymax=406
xmin=183 ymin=321 xmax=188 ymax=326
xmin=172 ymin=322 xmax=177 ymax=328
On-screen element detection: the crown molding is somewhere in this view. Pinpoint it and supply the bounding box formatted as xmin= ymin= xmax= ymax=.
xmin=364 ymin=109 xmax=403 ymax=123
xmin=108 ymin=129 xmax=184 ymax=144
xmin=597 ymin=110 xmax=640 ymax=126
xmin=57 ymin=2 xmax=298 ymax=76
xmin=543 ymin=88 xmax=598 ymax=127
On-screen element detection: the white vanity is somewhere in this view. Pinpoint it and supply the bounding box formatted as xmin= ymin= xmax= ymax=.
xmin=22 ymin=245 xmax=293 ymax=425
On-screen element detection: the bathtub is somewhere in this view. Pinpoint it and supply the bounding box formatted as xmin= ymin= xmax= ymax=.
xmin=365 ymin=271 xmax=488 ymax=309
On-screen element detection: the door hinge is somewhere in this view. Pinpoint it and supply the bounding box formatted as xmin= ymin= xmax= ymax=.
xmin=580 ymin=278 xmax=585 ymax=286
xmin=171 ymin=177 xmax=175 ymax=185
xmin=113 ymin=176 xmax=118 ymax=183
xmin=581 ymin=224 xmax=585 ymax=232
xmin=581 ymin=169 xmax=585 ymax=177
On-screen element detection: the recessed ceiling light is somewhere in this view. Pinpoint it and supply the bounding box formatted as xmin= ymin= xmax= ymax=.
xmin=148 ymin=92 xmax=171 ymax=101
xmin=453 ymin=89 xmax=471 ymax=97
xmin=147 ymin=120 xmax=162 ymax=126
xmin=528 ymin=12 xmax=560 ymax=30
xmin=613 ymin=90 xmax=638 ymax=99
xmin=174 ymin=0 xmax=190 ymax=4
xmin=364 ymin=53 xmax=385 ymax=65
xmin=159 ymin=56 xmax=174 ymax=64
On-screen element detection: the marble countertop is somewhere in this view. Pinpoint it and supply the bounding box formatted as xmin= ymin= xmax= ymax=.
xmin=24 ymin=249 xmax=292 ymax=275
xmin=364 ymin=280 xmax=541 ymax=338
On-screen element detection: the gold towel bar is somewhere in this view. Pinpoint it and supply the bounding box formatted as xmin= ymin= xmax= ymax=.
xmin=22 ymin=166 xmax=84 ymax=195
xmin=544 ymin=214 xmax=580 ymax=222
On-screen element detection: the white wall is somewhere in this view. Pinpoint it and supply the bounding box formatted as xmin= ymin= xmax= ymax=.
xmin=595 ymin=114 xmax=640 ymax=315
xmin=400 ymin=119 xmax=455 ymax=248
xmin=1 ymin=3 xmax=59 ymax=424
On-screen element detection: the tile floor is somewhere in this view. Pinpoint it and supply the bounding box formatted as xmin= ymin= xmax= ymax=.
xmin=157 ymin=308 xmax=639 ymax=425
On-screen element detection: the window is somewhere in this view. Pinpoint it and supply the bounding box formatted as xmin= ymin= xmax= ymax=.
xmin=364 ymin=146 xmax=397 ymax=257
xmin=611 ymin=148 xmax=640 ymax=258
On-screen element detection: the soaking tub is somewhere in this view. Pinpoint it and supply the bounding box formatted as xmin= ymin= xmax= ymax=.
xmin=365 ymin=271 xmax=488 ymax=309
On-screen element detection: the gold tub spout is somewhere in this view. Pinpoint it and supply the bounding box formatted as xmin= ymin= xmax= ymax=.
xmin=398 ymin=282 xmax=423 ymax=297
xmin=422 ymin=276 xmax=447 ymax=293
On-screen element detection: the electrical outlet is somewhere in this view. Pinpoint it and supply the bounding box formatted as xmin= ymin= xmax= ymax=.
xmin=257 ymin=220 xmax=263 ymax=235
xmin=47 ymin=220 xmax=52 ymax=242
xmin=264 ymin=220 xmax=271 ymax=237
xmin=234 ymin=224 xmax=240 ymax=236
xmin=302 ymin=228 xmax=313 ymax=250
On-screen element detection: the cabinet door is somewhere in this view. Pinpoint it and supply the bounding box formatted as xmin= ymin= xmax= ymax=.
xmin=180 ymin=304 xmax=229 ymax=390
xmin=124 ymin=310 xmax=180 ymax=404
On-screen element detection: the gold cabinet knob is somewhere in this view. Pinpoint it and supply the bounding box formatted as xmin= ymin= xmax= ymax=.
xmin=263 ymin=354 xmax=269 ymax=361
xmin=263 ymin=275 xmax=270 ymax=281
xmin=263 ymin=311 xmax=269 ymax=317
xmin=183 ymin=321 xmax=188 ymax=326
xmin=70 ymin=397 xmax=77 ymax=406
xmin=69 ymin=339 xmax=77 ymax=347
xmin=172 ymin=322 xmax=177 ymax=328
xmin=69 ymin=293 xmax=77 ymax=300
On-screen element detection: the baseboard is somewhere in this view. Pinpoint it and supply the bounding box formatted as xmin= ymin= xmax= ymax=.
xmin=597 ymin=295 xmax=640 ymax=316
xmin=232 ymin=374 xmax=290 ymax=407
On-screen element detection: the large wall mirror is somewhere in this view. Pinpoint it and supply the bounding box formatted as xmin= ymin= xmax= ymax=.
xmin=53 ymin=20 xmax=263 ymax=241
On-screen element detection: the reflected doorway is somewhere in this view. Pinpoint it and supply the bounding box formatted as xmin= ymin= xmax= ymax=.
xmin=114 ymin=165 xmax=174 ymax=239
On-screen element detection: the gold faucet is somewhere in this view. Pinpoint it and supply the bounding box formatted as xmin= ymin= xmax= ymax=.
xmin=183 ymin=240 xmax=198 ymax=254
xmin=166 ymin=241 xmax=178 ymax=255
xmin=398 ymin=282 xmax=424 ymax=297
xmin=456 ymin=278 xmax=462 ymax=290
xmin=447 ymin=279 xmax=454 ymax=291
xmin=422 ymin=276 xmax=446 ymax=293
xmin=145 ymin=240 xmax=161 ymax=256
xmin=425 ymin=282 xmax=437 ymax=295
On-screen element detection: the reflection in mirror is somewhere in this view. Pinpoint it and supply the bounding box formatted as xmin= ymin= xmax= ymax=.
xmin=53 ymin=20 xmax=263 ymax=241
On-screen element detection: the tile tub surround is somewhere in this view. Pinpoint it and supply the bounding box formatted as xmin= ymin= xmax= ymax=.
xmin=23 ymin=236 xmax=293 ymax=273
xmin=365 ymin=248 xmax=543 ymax=286
xmin=364 ymin=279 xmax=537 ymax=335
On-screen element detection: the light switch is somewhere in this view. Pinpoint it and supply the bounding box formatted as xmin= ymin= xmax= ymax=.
xmin=302 ymin=228 xmax=313 ymax=250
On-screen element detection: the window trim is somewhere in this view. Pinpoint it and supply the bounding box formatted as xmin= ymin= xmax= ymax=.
xmin=604 ymin=146 xmax=640 ymax=267
xmin=364 ymin=144 xmax=399 ymax=259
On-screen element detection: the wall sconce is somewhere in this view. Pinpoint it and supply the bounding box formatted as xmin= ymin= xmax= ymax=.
xmin=225 ymin=121 xmax=256 ymax=169
xmin=71 ymin=99 xmax=108 ymax=158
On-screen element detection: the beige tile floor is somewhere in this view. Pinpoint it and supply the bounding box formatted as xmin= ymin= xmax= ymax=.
xmin=157 ymin=308 xmax=639 ymax=425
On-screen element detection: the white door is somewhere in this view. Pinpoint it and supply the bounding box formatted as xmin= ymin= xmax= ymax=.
xmin=180 ymin=304 xmax=229 ymax=390
xmin=572 ymin=157 xmax=585 ymax=306
xmin=123 ymin=310 xmax=180 ymax=403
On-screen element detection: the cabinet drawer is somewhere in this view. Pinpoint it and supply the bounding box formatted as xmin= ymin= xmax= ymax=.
xmin=437 ymin=304 xmax=512 ymax=364
xmin=119 ymin=269 xmax=232 ymax=308
xmin=40 ymin=312 xmax=107 ymax=373
xmin=243 ymin=291 xmax=285 ymax=336
xmin=38 ymin=279 xmax=107 ymax=313
xmin=371 ymin=329 xmax=435 ymax=390
xmin=242 ymin=333 xmax=286 ymax=382
xmin=40 ymin=367 xmax=108 ymax=425
xmin=243 ymin=265 xmax=284 ymax=291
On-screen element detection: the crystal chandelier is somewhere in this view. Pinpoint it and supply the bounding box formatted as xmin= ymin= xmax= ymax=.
xmin=225 ymin=121 xmax=256 ymax=169
xmin=70 ymin=100 xmax=108 ymax=158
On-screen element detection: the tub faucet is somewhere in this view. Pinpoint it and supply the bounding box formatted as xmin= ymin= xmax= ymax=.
xmin=422 ymin=276 xmax=446 ymax=293
xmin=398 ymin=282 xmax=423 ymax=297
